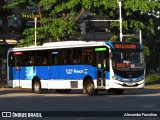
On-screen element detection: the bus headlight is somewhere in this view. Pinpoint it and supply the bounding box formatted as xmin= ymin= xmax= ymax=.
xmin=139 ymin=76 xmax=145 ymax=81
xmin=112 ymin=76 xmax=120 ymax=81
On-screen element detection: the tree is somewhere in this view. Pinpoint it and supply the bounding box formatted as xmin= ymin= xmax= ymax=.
xmin=6 ymin=0 xmax=160 ymax=46
xmin=6 ymin=0 xmax=81 ymax=46
xmin=0 ymin=0 xmax=7 ymax=17
xmin=0 ymin=0 xmax=12 ymax=32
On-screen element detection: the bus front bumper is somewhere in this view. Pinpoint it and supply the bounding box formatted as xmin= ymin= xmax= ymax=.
xmin=105 ymin=79 xmax=145 ymax=89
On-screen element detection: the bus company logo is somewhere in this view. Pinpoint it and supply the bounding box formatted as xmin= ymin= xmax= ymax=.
xmin=74 ymin=69 xmax=83 ymax=74
xmin=66 ymin=69 xmax=73 ymax=74
xmin=66 ymin=69 xmax=84 ymax=74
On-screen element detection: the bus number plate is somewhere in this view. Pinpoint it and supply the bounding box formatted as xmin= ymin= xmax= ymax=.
xmin=126 ymin=83 xmax=134 ymax=86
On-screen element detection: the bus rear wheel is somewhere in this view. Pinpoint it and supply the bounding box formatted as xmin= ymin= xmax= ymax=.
xmin=33 ymin=80 xmax=43 ymax=94
xmin=84 ymin=80 xmax=95 ymax=96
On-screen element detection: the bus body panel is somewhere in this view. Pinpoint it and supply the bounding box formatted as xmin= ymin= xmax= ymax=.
xmin=59 ymin=65 xmax=96 ymax=80
xmin=8 ymin=65 xmax=98 ymax=89
xmin=7 ymin=41 xmax=146 ymax=94
xmin=36 ymin=66 xmax=50 ymax=80
xmin=9 ymin=67 xmax=26 ymax=80
xmin=49 ymin=66 xmax=60 ymax=79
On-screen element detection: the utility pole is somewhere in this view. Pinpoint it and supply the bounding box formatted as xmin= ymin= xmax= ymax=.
xmin=139 ymin=30 xmax=142 ymax=44
xmin=118 ymin=1 xmax=123 ymax=41
xmin=28 ymin=17 xmax=38 ymax=46
xmin=83 ymin=0 xmax=123 ymax=41
xmin=34 ymin=17 xmax=37 ymax=46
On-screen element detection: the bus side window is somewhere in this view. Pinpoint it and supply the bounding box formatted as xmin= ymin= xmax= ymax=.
xmin=25 ymin=51 xmax=36 ymax=65
xmin=61 ymin=49 xmax=72 ymax=64
xmin=67 ymin=49 xmax=72 ymax=64
xmin=30 ymin=56 xmax=35 ymax=65
xmin=42 ymin=58 xmax=47 ymax=65
xmin=83 ymin=48 xmax=92 ymax=64
xmin=54 ymin=57 xmax=58 ymax=64
xmin=15 ymin=55 xmax=22 ymax=71
xmin=37 ymin=50 xmax=48 ymax=65
xmin=63 ymin=59 xmax=67 ymax=64
xmin=42 ymin=51 xmax=48 ymax=65
xmin=51 ymin=51 xmax=59 ymax=65
xmin=9 ymin=52 xmax=14 ymax=67
xmin=73 ymin=48 xmax=82 ymax=64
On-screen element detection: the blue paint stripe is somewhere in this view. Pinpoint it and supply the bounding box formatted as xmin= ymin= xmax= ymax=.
xmin=114 ymin=73 xmax=144 ymax=81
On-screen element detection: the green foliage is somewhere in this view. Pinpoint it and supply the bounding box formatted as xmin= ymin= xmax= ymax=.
xmin=142 ymin=44 xmax=151 ymax=57
xmin=146 ymin=74 xmax=160 ymax=85
xmin=5 ymin=0 xmax=160 ymax=47
xmin=17 ymin=27 xmax=45 ymax=47
xmin=108 ymin=35 xmax=119 ymax=42
xmin=110 ymin=0 xmax=159 ymax=35
xmin=48 ymin=18 xmax=77 ymax=41
xmin=0 ymin=0 xmax=12 ymax=18
xmin=127 ymin=38 xmax=151 ymax=56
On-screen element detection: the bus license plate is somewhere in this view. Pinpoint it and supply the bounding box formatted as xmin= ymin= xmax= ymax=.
xmin=126 ymin=83 xmax=135 ymax=86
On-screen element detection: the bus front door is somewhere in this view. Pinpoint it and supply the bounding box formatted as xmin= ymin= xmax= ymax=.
xmin=97 ymin=69 xmax=106 ymax=88
xmin=96 ymin=50 xmax=106 ymax=88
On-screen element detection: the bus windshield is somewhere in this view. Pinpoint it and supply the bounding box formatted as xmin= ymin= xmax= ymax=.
xmin=112 ymin=50 xmax=145 ymax=71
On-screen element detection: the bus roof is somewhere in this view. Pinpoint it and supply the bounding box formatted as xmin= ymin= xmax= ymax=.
xmin=43 ymin=41 xmax=104 ymax=47
xmin=9 ymin=41 xmax=142 ymax=52
xmin=9 ymin=41 xmax=106 ymax=52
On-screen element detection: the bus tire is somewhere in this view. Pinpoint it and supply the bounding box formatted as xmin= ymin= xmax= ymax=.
xmin=33 ymin=80 xmax=43 ymax=94
xmin=84 ymin=80 xmax=95 ymax=96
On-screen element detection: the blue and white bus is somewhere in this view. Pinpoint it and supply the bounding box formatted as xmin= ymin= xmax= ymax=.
xmin=7 ymin=41 xmax=145 ymax=95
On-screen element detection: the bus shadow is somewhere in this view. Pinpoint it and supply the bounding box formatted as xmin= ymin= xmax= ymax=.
xmin=1 ymin=88 xmax=160 ymax=96
xmin=93 ymin=89 xmax=160 ymax=96
xmin=0 ymin=88 xmax=31 ymax=95
xmin=123 ymin=88 xmax=160 ymax=95
xmin=45 ymin=89 xmax=160 ymax=96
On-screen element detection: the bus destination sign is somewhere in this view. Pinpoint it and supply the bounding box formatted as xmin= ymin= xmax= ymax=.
xmin=114 ymin=43 xmax=138 ymax=49
xmin=14 ymin=52 xmax=23 ymax=55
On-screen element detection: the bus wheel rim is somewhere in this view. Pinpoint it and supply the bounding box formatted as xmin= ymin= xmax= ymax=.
xmin=87 ymin=83 xmax=93 ymax=92
xmin=34 ymin=83 xmax=40 ymax=91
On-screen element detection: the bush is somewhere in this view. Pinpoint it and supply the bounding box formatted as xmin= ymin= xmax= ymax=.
xmin=145 ymin=73 xmax=160 ymax=85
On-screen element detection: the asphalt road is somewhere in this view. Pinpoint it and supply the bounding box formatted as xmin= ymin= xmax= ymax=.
xmin=0 ymin=88 xmax=160 ymax=120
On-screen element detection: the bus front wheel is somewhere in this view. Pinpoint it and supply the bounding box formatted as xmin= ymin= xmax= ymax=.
xmin=33 ymin=80 xmax=43 ymax=94
xmin=84 ymin=80 xmax=95 ymax=96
